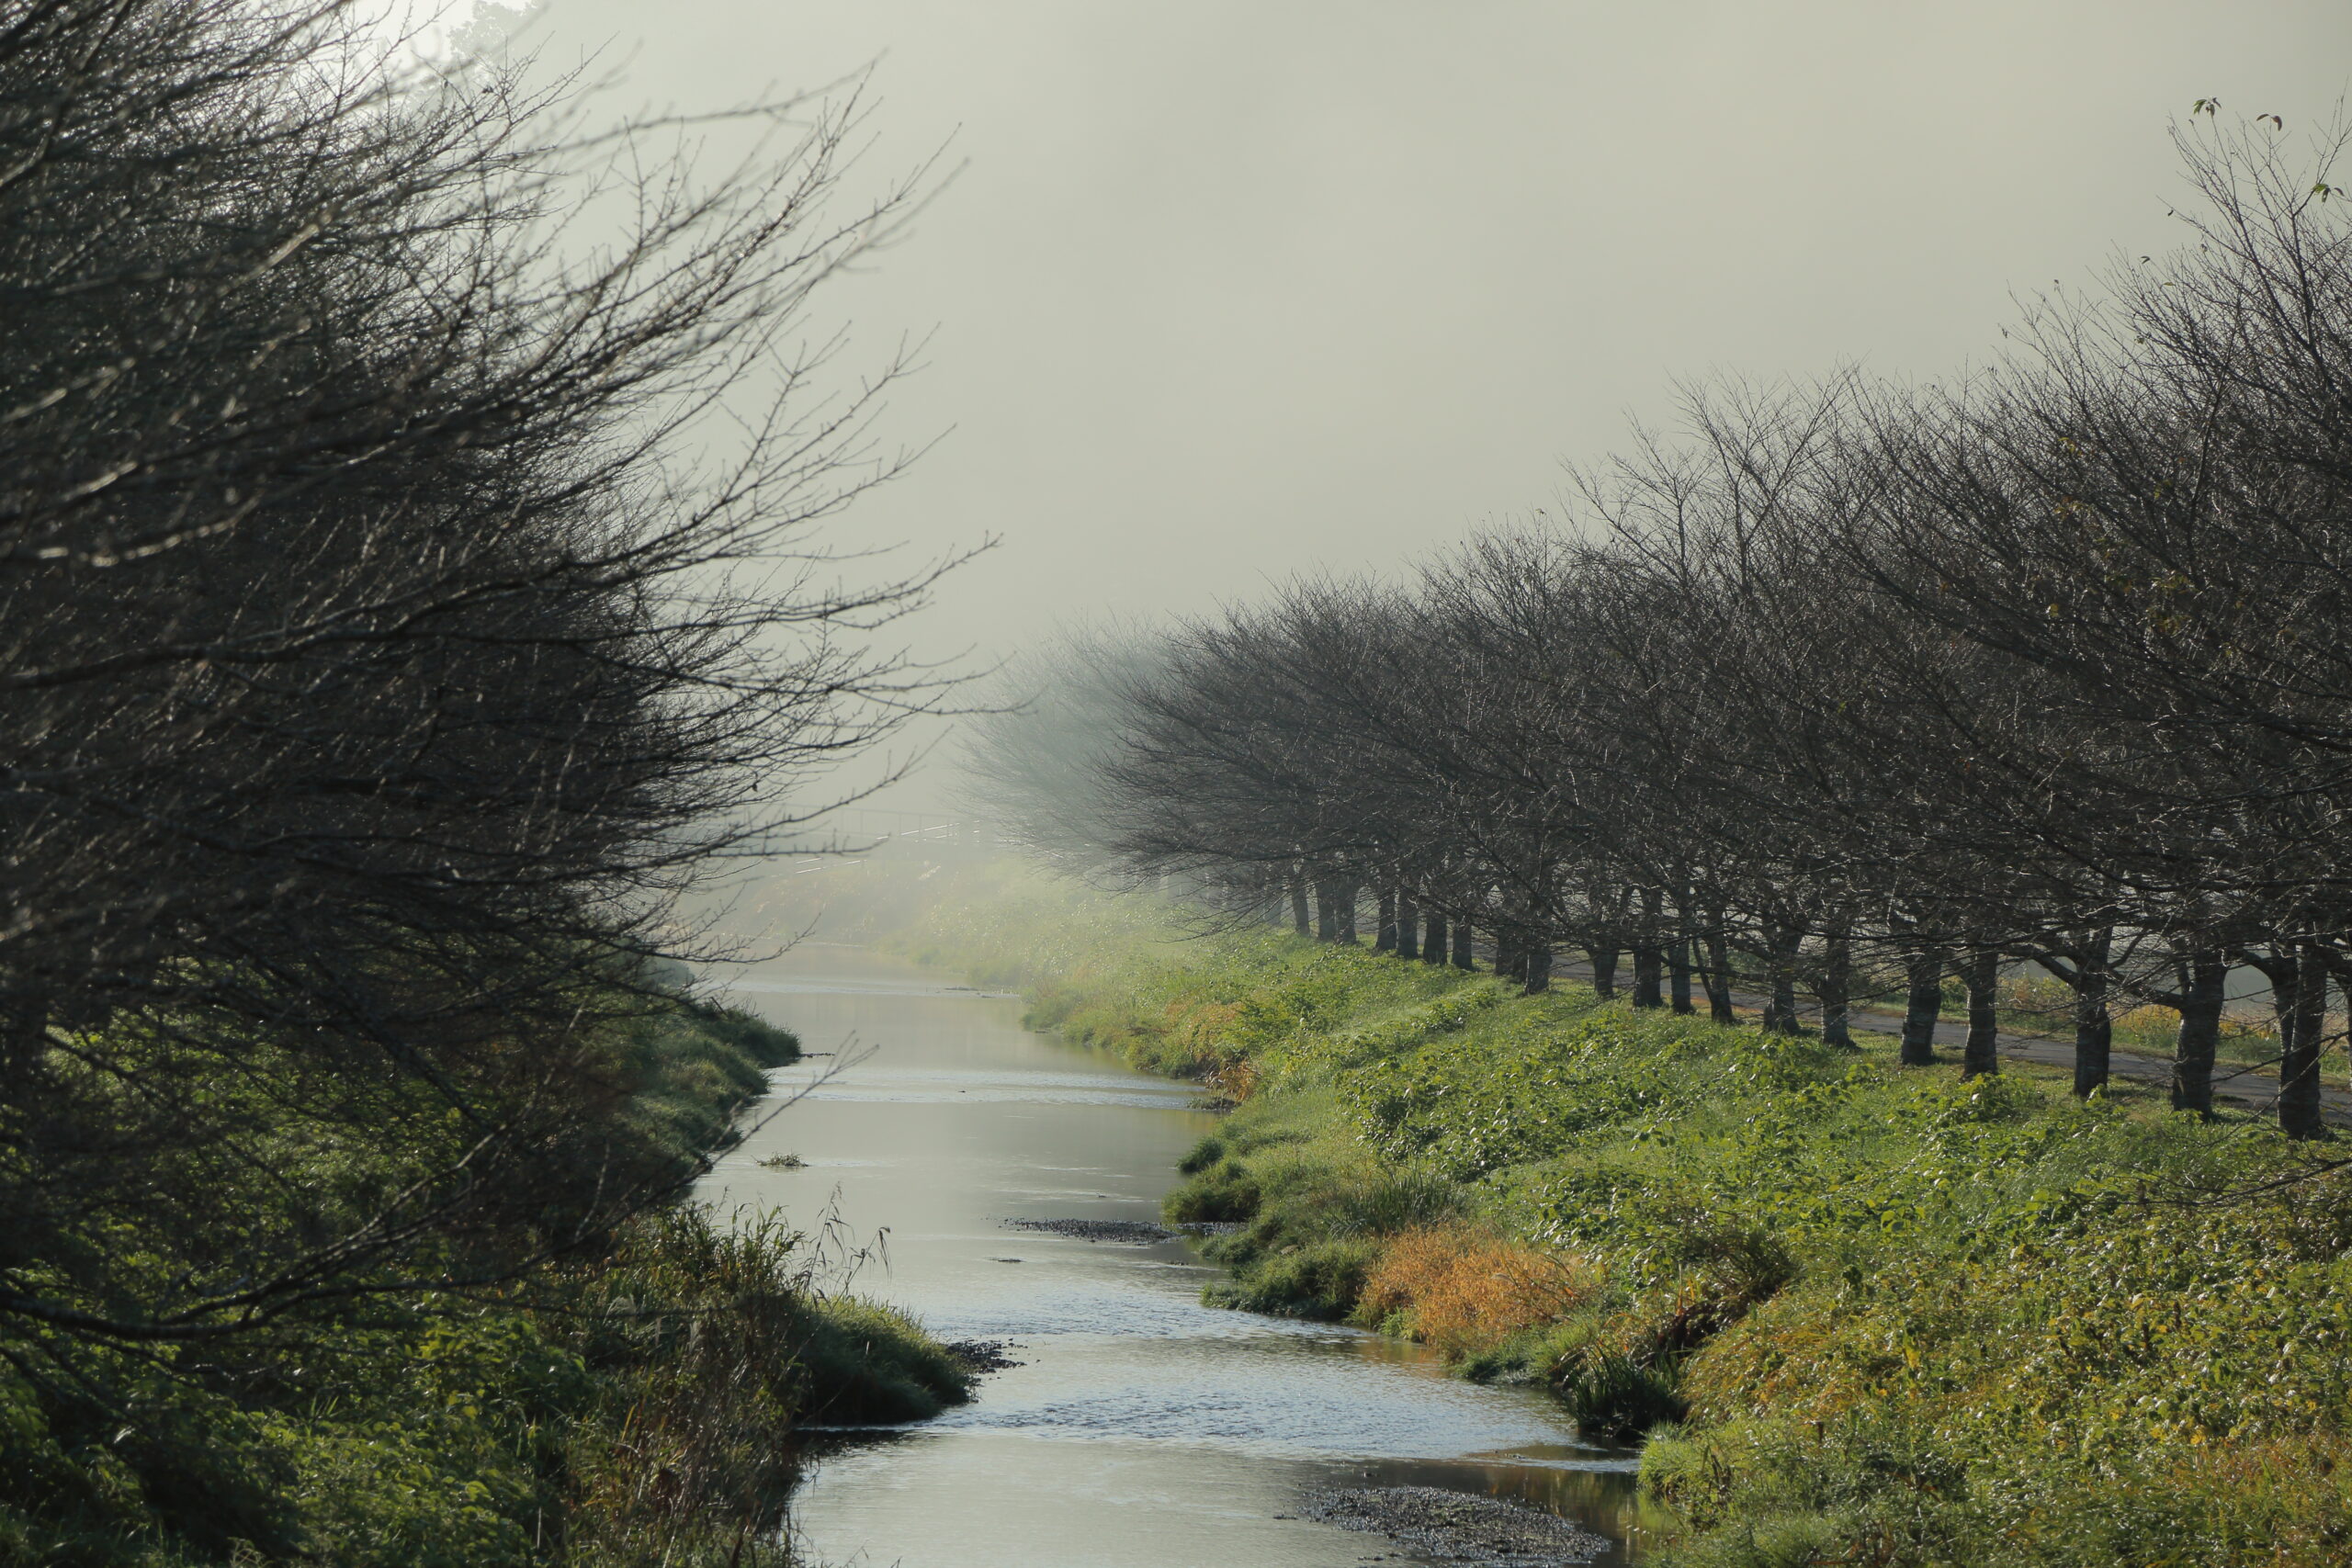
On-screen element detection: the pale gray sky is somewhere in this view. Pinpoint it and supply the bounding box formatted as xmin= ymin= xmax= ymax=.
xmin=519 ymin=0 xmax=2348 ymax=809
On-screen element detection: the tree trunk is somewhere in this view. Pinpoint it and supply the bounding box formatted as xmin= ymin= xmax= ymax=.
xmin=2264 ymin=946 xmax=2299 ymax=1063
xmin=2073 ymin=930 xmax=2111 ymax=1097
xmin=1452 ymin=919 xmax=1474 ymax=970
xmin=1524 ymin=946 xmax=1553 ymax=994
xmin=1590 ymin=945 xmax=1620 ymax=1001
xmin=1291 ymin=875 xmax=1310 ymax=937
xmin=1632 ymin=944 xmax=1664 ymax=1009
xmin=1315 ymin=881 xmax=1338 ymax=942
xmin=2171 ymin=947 xmax=2227 ymax=1117
xmin=1421 ymin=909 xmax=1448 ymax=965
xmin=1335 ymin=883 xmax=1359 ymax=944
xmin=1668 ymin=934 xmax=1693 ymax=1014
xmin=1633 ymin=887 xmax=1664 ymax=1008
xmin=1961 ymin=947 xmax=2000 ymax=1077
xmin=1756 ymin=921 xmax=1802 ymax=1035
xmin=1819 ymin=931 xmax=1854 ymax=1049
xmin=0 ymin=990 xmax=48 ymax=1087
xmin=1702 ymin=927 xmax=1736 ymax=1024
xmin=1494 ymin=932 xmax=1522 ymax=984
xmin=1375 ymin=888 xmax=1398 ymax=953
xmin=2280 ymin=940 xmax=2329 ymax=1140
xmin=1899 ymin=945 xmax=1944 ymax=1066
xmin=1396 ymin=891 xmax=1419 ymax=961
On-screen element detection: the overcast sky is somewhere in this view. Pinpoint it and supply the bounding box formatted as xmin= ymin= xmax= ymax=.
xmin=510 ymin=1 xmax=2348 ymax=811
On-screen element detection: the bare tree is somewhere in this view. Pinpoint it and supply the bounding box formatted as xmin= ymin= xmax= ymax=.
xmin=0 ymin=0 xmax=961 ymax=1359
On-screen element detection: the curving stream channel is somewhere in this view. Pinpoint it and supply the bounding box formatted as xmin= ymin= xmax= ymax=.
xmin=706 ymin=944 xmax=1644 ymax=1567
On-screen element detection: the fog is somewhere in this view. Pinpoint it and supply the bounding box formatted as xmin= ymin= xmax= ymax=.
xmin=512 ymin=0 xmax=2347 ymax=808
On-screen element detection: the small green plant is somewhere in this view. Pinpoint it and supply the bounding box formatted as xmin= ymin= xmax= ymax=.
xmin=1553 ymin=1347 xmax=1689 ymax=1440
xmin=1164 ymin=1157 xmax=1261 ymax=1223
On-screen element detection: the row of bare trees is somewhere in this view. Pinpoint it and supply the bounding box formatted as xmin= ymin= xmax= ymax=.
xmin=1064 ymin=119 xmax=2352 ymax=1138
xmin=1 ymin=0 xmax=944 ymax=1360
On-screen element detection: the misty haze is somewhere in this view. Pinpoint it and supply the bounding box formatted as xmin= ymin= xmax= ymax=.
xmin=6 ymin=5 xmax=2352 ymax=1568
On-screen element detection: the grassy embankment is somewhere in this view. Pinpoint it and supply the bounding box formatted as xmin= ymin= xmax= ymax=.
xmin=888 ymin=860 xmax=2352 ymax=1568
xmin=3 ymin=993 xmax=970 ymax=1568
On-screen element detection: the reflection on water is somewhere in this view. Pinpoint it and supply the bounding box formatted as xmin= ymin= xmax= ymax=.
xmin=705 ymin=944 xmax=1648 ymax=1566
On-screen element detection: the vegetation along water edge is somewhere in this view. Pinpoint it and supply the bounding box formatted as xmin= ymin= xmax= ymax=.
xmin=857 ymin=857 xmax=2352 ymax=1568
xmin=0 ymin=985 xmax=973 ymax=1568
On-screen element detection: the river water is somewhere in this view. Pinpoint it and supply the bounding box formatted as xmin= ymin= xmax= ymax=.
xmin=706 ymin=944 xmax=1644 ymax=1567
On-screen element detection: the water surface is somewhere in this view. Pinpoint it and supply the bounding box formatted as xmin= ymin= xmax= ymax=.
xmin=708 ymin=944 xmax=1644 ymax=1566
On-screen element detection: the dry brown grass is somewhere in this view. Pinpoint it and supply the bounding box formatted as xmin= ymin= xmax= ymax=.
xmin=1357 ymin=1224 xmax=1596 ymax=1357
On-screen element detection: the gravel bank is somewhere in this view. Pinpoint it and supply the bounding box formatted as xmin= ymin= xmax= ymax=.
xmin=941 ymin=1338 xmax=1024 ymax=1374
xmin=1001 ymin=1216 xmax=1247 ymax=1243
xmin=1001 ymin=1217 xmax=1176 ymax=1244
xmin=1301 ymin=1485 xmax=1608 ymax=1566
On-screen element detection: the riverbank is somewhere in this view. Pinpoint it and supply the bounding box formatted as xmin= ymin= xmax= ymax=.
xmin=872 ymin=859 xmax=2352 ymax=1568
xmin=1 ymin=989 xmax=973 ymax=1568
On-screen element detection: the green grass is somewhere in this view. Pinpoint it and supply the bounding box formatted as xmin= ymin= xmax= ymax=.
xmin=877 ymin=858 xmax=2352 ymax=1568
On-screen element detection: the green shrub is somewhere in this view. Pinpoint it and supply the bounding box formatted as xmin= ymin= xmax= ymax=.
xmin=1176 ymin=1134 xmax=1226 ymax=1174
xmin=1554 ymin=1346 xmax=1688 ymax=1440
xmin=1204 ymin=1239 xmax=1381 ymax=1320
xmin=1164 ymin=1158 xmax=1261 ymax=1224
xmin=794 ymin=1297 xmax=972 ymax=1424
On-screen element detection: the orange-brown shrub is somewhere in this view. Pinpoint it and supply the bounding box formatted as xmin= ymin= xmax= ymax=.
xmin=1204 ymin=1054 xmax=1262 ymax=1102
xmin=1357 ymin=1224 xmax=1596 ymax=1357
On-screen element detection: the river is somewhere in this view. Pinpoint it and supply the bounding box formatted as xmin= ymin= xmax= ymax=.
xmin=706 ymin=943 xmax=1644 ymax=1566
